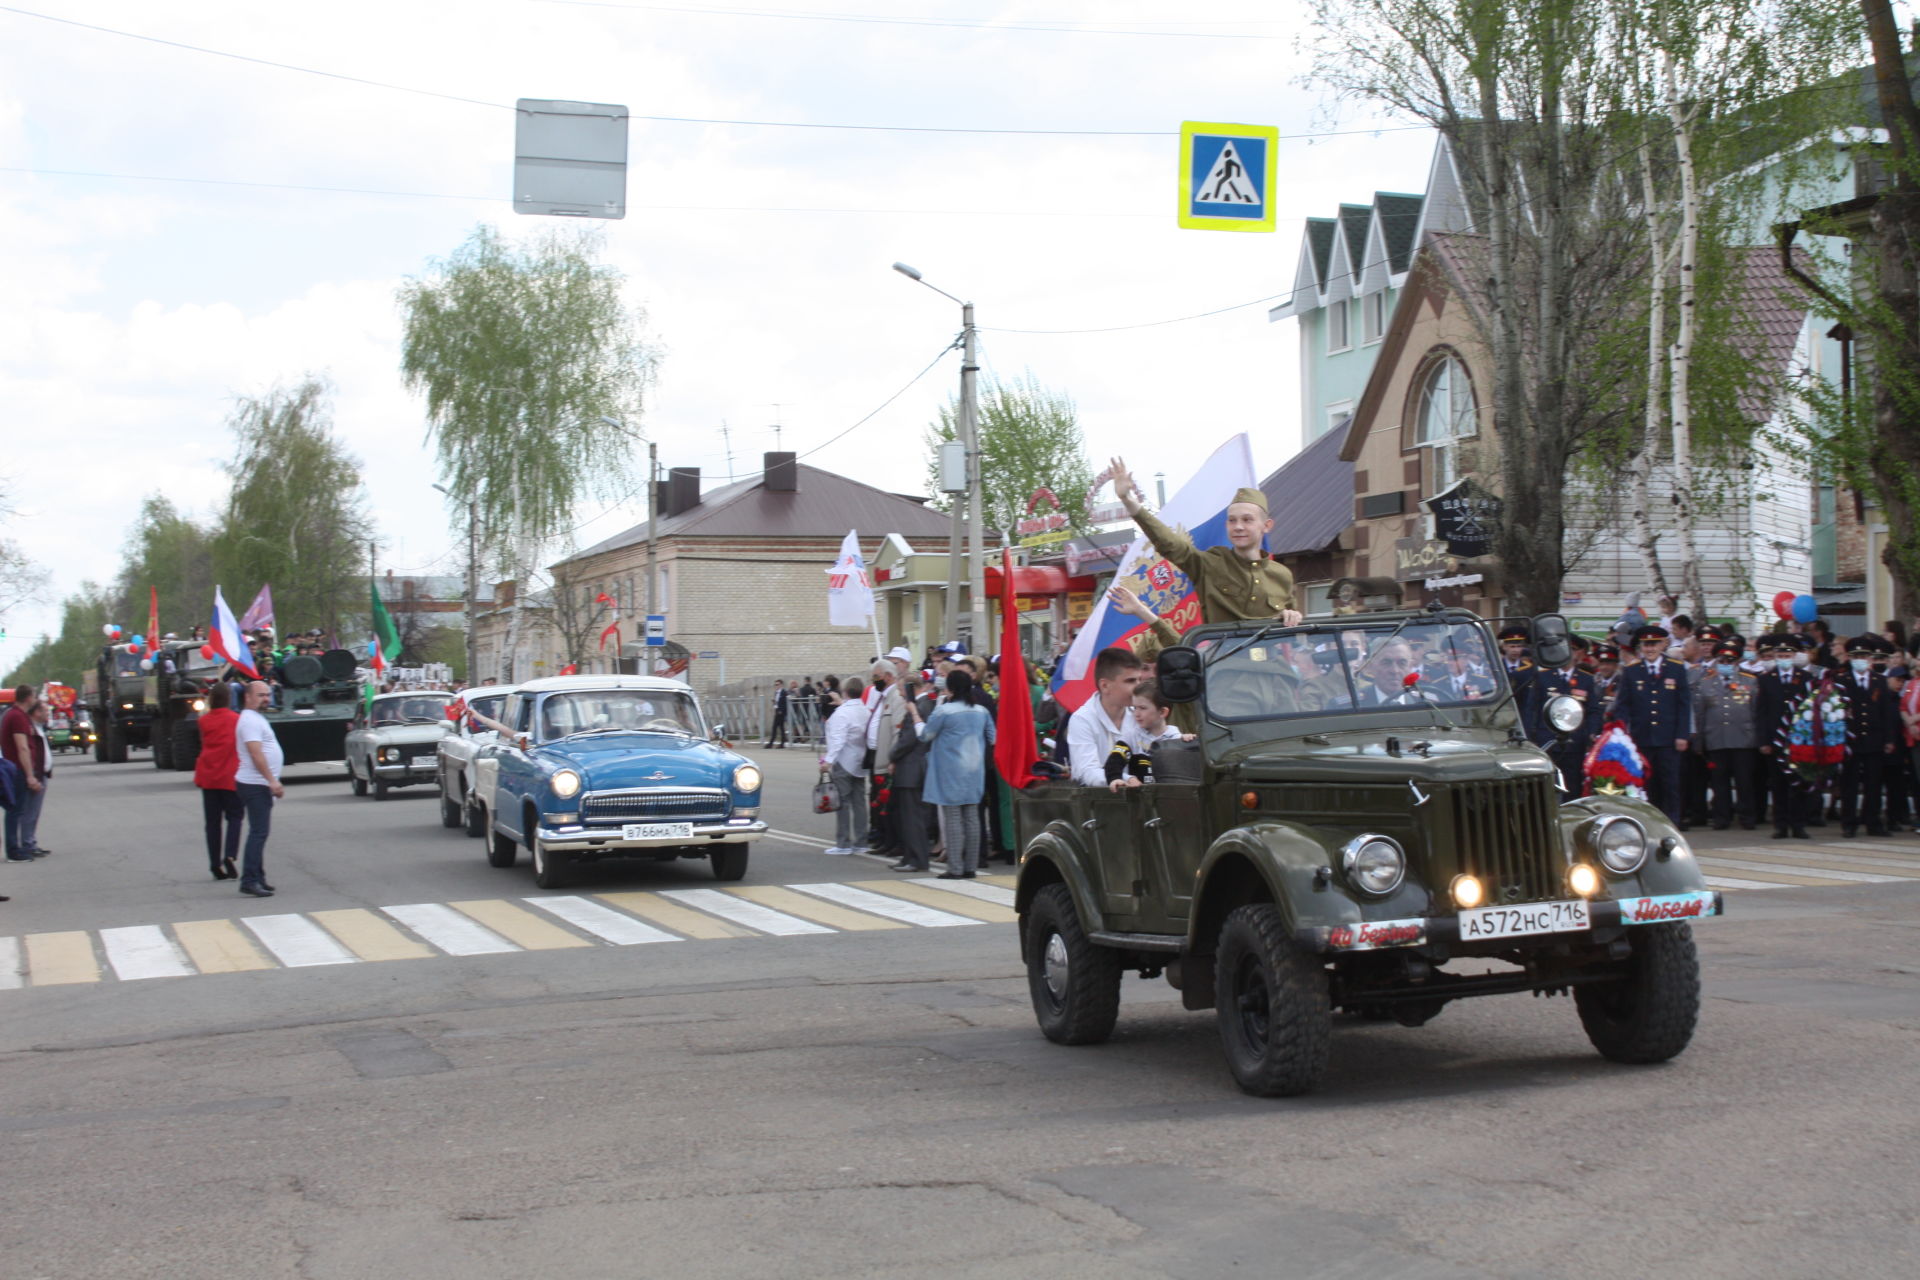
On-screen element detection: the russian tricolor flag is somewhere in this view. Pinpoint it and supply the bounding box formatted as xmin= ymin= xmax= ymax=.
xmin=1051 ymin=434 xmax=1257 ymax=713
xmin=207 ymin=585 xmax=259 ymax=678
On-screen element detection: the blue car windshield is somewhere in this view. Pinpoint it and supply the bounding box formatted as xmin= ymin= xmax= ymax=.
xmin=539 ymin=689 xmax=705 ymax=741
xmin=1204 ymin=619 xmax=1504 ymax=722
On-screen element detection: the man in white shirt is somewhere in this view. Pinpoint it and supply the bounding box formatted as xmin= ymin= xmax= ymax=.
xmin=819 ymin=677 xmax=871 ymax=854
xmin=233 ymin=679 xmax=285 ymax=897
xmin=1068 ymin=647 xmax=1154 ymax=790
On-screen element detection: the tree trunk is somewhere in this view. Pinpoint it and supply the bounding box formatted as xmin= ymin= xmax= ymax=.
xmin=1631 ymin=145 xmax=1675 ymax=603
xmin=1663 ymin=54 xmax=1709 ymax=622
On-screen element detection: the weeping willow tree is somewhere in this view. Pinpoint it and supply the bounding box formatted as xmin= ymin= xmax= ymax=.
xmin=397 ymin=224 xmax=659 ymax=681
xmin=210 ymin=377 xmax=374 ymax=636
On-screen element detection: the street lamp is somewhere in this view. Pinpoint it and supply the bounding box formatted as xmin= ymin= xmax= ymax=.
xmin=433 ymin=482 xmax=481 ymax=685
xmin=893 ymin=262 xmax=988 ymax=651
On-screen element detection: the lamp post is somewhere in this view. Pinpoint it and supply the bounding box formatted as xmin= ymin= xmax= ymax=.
xmin=893 ymin=262 xmax=988 ymax=650
xmin=433 ymin=482 xmax=480 ymax=684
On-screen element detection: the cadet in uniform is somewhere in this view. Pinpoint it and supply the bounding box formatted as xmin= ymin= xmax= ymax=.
xmin=1755 ymin=635 xmax=1814 ymax=838
xmin=1530 ymin=646 xmax=1598 ymax=791
xmin=1836 ymin=632 xmax=1900 ymax=837
xmin=1692 ymin=639 xmax=1759 ymax=830
xmin=1613 ymin=624 xmax=1693 ymax=824
xmin=1108 ymin=458 xmax=1301 ymax=625
xmin=1498 ymin=624 xmax=1542 ymax=741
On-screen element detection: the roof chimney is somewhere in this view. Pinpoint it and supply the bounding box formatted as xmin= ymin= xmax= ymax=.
xmin=664 ymin=466 xmax=701 ymax=516
xmin=764 ymin=451 xmax=798 ymax=492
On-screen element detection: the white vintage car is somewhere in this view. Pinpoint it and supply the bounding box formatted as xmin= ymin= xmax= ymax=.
xmin=344 ymin=691 xmax=454 ymax=800
xmin=434 ymin=684 xmax=522 ymax=834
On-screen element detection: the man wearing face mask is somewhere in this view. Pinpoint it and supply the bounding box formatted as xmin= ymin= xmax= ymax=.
xmin=1613 ymin=624 xmax=1693 ymax=824
xmin=1755 ymin=635 xmax=1817 ymax=839
xmin=1836 ymin=633 xmax=1901 ymax=837
xmin=1691 ymin=640 xmax=1759 ymax=830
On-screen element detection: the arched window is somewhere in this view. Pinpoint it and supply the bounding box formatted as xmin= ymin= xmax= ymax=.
xmin=1414 ymin=354 xmax=1477 ymax=492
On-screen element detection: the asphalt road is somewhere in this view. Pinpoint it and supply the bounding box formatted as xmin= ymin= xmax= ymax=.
xmin=4 ymin=745 xmax=1919 ymax=1279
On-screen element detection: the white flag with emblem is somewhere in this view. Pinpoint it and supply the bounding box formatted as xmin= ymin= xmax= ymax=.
xmin=825 ymin=529 xmax=873 ymax=627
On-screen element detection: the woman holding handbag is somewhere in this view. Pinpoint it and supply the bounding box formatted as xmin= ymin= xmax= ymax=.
xmin=819 ymin=677 xmax=869 ymax=854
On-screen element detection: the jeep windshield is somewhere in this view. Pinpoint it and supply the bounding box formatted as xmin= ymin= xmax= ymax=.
xmin=538 ymin=689 xmax=706 ymax=742
xmin=1202 ymin=618 xmax=1504 ymax=723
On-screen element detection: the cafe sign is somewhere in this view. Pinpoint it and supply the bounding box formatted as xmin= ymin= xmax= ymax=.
xmin=1422 ymin=479 xmax=1503 ymax=558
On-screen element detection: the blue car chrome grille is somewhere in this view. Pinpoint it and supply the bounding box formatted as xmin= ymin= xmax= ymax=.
xmin=581 ymin=789 xmax=730 ymax=824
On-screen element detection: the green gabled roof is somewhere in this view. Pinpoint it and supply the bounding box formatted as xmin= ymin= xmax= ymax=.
xmin=1338 ymin=204 xmax=1371 ymax=276
xmin=1373 ymin=192 xmax=1425 ymax=274
xmin=1305 ymin=218 xmax=1338 ymax=287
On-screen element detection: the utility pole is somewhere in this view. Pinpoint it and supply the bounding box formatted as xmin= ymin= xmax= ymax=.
xmin=960 ymin=302 xmax=988 ymax=650
xmin=646 ymin=440 xmax=660 ymax=616
xmin=462 ymin=498 xmax=479 ymax=684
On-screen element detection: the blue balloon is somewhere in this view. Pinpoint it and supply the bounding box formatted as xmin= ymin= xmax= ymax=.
xmin=130 ymin=633 xmax=145 ymax=646
xmin=1791 ymin=594 xmax=1818 ymax=623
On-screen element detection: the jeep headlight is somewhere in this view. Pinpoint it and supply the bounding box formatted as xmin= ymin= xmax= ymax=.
xmin=733 ymin=763 xmax=762 ymax=794
xmin=1589 ymin=814 xmax=1648 ymax=874
xmin=551 ymin=769 xmax=582 ymax=799
xmin=1545 ymin=694 xmax=1584 ymax=734
xmin=1341 ymin=834 xmax=1406 ymax=896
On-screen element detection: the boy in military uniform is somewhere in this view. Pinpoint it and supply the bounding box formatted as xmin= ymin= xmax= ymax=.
xmin=1613 ymin=624 xmax=1693 ymax=824
xmin=1692 ymin=639 xmax=1759 ymax=830
xmin=1107 ymin=458 xmax=1301 ymax=626
xmin=1836 ymin=633 xmax=1900 ymax=837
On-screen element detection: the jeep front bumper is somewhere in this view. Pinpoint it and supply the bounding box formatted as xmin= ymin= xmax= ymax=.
xmin=1295 ymin=890 xmax=1724 ymax=954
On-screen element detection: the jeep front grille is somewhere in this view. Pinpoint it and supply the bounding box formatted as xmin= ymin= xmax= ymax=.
xmin=581 ymin=788 xmax=730 ymax=824
xmin=1447 ymin=777 xmax=1559 ymax=903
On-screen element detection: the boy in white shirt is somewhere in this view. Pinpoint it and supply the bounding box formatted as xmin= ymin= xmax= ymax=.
xmin=1068 ymin=647 xmax=1154 ymax=791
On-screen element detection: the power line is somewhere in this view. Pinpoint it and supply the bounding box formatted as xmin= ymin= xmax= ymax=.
xmin=530 ymin=1 xmax=1283 ymax=39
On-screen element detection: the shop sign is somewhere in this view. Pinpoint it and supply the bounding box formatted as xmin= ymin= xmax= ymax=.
xmin=1019 ymin=529 xmax=1072 ymax=548
xmin=1066 ymin=592 xmax=1094 ymax=621
xmin=1016 ymin=487 xmax=1071 ymax=542
xmin=1423 ymin=573 xmax=1484 ymax=591
xmin=1422 ymin=479 xmax=1503 ymax=558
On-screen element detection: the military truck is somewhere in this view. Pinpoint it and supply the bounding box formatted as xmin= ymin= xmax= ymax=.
xmin=146 ymin=641 xmax=231 ymax=771
xmin=260 ymin=648 xmax=362 ymax=766
xmin=82 ymin=643 xmax=157 ymax=763
xmin=1012 ymin=608 xmax=1720 ymax=1097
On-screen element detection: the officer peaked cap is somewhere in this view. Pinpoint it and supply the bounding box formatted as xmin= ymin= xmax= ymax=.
xmin=1591 ymin=643 xmax=1620 ymax=662
xmin=1497 ymin=624 xmax=1529 ymax=642
xmin=1846 ymin=633 xmax=1893 ymax=654
xmin=1631 ymin=624 xmax=1670 ymax=643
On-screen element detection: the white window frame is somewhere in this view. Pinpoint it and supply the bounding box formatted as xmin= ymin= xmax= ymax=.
xmin=1362 ymin=290 xmax=1386 ymax=344
xmin=1415 ymin=355 xmax=1478 ymax=495
xmin=1326 ymin=298 xmax=1353 ymax=354
xmin=1323 ymin=400 xmax=1354 ymax=442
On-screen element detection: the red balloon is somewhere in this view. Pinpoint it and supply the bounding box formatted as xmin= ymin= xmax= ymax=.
xmin=128 ymin=643 xmax=143 ymax=657
xmin=200 ymin=645 xmax=216 ymax=659
xmin=1772 ymin=590 xmax=1796 ymax=620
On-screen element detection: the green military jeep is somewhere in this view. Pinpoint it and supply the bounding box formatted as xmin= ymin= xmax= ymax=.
xmin=1013 ymin=608 xmax=1721 ymax=1096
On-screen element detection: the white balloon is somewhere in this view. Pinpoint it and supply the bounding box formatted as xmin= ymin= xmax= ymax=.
xmin=102 ymin=623 xmax=118 ymax=637
xmin=139 ymin=658 xmax=154 ymax=671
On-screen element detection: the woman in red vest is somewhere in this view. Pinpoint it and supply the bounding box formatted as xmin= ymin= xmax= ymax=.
xmin=193 ymin=682 xmax=243 ymax=880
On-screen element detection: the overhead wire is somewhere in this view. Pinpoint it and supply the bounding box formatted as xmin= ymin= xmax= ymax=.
xmin=529 ymin=1 xmax=1284 ymax=39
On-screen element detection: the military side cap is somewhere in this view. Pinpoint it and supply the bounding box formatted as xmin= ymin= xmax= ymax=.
xmin=1497 ymin=624 xmax=1529 ymax=642
xmin=1229 ymin=486 xmax=1268 ymax=513
xmin=1632 ymin=624 xmax=1670 ymax=643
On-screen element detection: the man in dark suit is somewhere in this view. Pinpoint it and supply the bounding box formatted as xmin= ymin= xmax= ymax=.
xmin=1836 ymin=633 xmax=1900 ymax=837
xmin=1755 ymin=634 xmax=1815 ymax=839
xmin=1531 ymin=650 xmax=1599 ymax=790
xmin=1613 ymin=624 xmax=1693 ymax=824
xmin=1498 ymin=624 xmax=1544 ymax=740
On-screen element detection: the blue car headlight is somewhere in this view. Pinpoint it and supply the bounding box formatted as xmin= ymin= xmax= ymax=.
xmin=733 ymin=763 xmax=762 ymax=793
xmin=550 ymin=768 xmax=582 ymax=799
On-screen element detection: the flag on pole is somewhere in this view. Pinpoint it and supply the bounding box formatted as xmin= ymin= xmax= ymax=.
xmin=148 ymin=586 xmax=160 ymax=650
xmin=1051 ymin=434 xmax=1257 ymax=713
xmin=825 ymin=529 xmax=874 ymax=627
xmin=207 ymin=587 xmax=259 ymax=678
xmin=994 ymin=549 xmax=1040 ymax=791
xmin=370 ymin=579 xmax=401 ymax=664
xmin=558 ymin=662 xmax=579 ymax=675
xmin=239 ymin=584 xmax=275 ymax=632
xmin=364 ymin=636 xmax=387 ymax=716
xmin=596 ymin=591 xmax=621 ymax=652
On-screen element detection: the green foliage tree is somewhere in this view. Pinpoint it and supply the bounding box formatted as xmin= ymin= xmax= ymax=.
xmin=111 ymin=494 xmax=215 ymax=636
xmin=209 ymin=377 xmax=375 ymax=636
xmin=0 ymin=479 xmax=48 ymax=627
xmin=397 ymin=224 xmax=660 ymax=680
xmin=2 ymin=583 xmax=111 ymax=690
xmin=923 ymin=373 xmax=1094 ymax=540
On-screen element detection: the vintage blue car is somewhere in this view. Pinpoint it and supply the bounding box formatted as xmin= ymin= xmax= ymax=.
xmin=470 ymin=675 xmax=765 ymax=888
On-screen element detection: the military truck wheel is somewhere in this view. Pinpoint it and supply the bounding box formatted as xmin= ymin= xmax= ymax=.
xmin=485 ymin=809 xmax=517 ymax=868
xmin=710 ymin=844 xmax=749 ymax=881
xmin=439 ymin=786 xmax=463 ymax=829
xmin=93 ymin=732 xmax=109 ymax=763
xmin=170 ymin=720 xmax=200 ymax=772
xmin=152 ymin=725 xmax=174 ymax=770
xmin=1025 ymin=883 xmax=1122 ymax=1046
xmin=1215 ymin=904 xmax=1331 ymax=1097
xmin=463 ymin=791 xmax=486 ymax=839
xmin=106 ymin=722 xmax=128 ymax=764
xmin=1575 ymin=922 xmax=1700 ymax=1065
xmin=530 ymin=832 xmax=566 ymax=888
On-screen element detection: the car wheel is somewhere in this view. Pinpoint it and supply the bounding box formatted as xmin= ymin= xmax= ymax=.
xmin=439 ymin=785 xmax=463 ymax=829
xmin=349 ymin=762 xmax=368 ymax=797
xmin=152 ymin=724 xmax=173 ymax=770
xmin=1024 ymin=883 xmax=1122 ymax=1046
xmin=106 ymin=721 xmax=128 ymax=764
xmin=463 ymin=790 xmax=486 ymax=839
xmin=373 ymin=778 xmax=390 ymax=801
xmin=530 ymin=832 xmax=567 ymax=888
xmin=1574 ymin=922 xmax=1701 ymax=1065
xmin=485 ymin=809 xmax=517 ymax=868
xmin=710 ymin=844 xmax=749 ymax=881
xmin=1214 ymin=903 xmax=1331 ymax=1097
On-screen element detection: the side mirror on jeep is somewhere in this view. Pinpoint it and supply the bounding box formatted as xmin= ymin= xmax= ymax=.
xmin=1156 ymin=646 xmax=1204 ymax=704
xmin=1531 ymin=613 xmax=1572 ymax=669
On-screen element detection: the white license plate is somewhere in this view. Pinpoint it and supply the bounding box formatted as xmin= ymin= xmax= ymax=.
xmin=623 ymin=822 xmax=694 ymax=840
xmin=1457 ymin=899 xmax=1590 ymax=941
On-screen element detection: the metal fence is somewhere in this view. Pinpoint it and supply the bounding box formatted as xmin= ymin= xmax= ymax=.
xmin=704 ymin=693 xmax=827 ymax=747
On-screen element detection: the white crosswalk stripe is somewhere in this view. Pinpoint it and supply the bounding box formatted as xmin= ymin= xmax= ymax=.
xmin=659 ymin=888 xmax=834 ymax=935
xmin=382 ymin=903 xmax=520 ymax=955
xmin=911 ymin=877 xmax=1018 ymax=908
xmin=523 ymin=895 xmax=681 ymax=945
xmin=99 ymin=925 xmax=195 ymax=980
xmin=0 ymin=937 xmax=21 ymax=990
xmin=787 ymin=882 xmax=977 ymax=927
xmin=242 ymin=914 xmax=358 ymax=967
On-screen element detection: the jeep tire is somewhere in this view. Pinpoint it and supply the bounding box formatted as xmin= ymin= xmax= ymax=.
xmin=1025 ymin=883 xmax=1122 ymax=1046
xmin=710 ymin=844 xmax=749 ymax=881
xmin=463 ymin=790 xmax=486 ymax=839
xmin=1574 ymin=922 xmax=1700 ymax=1064
xmin=485 ymin=808 xmax=517 ymax=868
xmin=530 ymin=831 xmax=566 ymax=888
xmin=1215 ymin=903 xmax=1331 ymax=1097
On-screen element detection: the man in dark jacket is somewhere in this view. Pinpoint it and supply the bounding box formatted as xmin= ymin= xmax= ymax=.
xmin=1755 ymin=635 xmax=1815 ymax=838
xmin=1613 ymin=625 xmax=1694 ymax=824
xmin=886 ymin=688 xmax=939 ymax=872
xmin=1530 ymin=649 xmax=1598 ymax=792
xmin=1836 ymin=633 xmax=1901 ymax=837
xmin=3 ymin=685 xmax=44 ymax=861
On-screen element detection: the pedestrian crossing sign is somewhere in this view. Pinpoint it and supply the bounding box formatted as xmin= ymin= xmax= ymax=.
xmin=1179 ymin=121 xmax=1278 ymax=232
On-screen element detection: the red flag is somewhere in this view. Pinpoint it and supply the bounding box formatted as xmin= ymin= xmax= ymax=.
xmin=148 ymin=586 xmax=160 ymax=651
xmin=993 ymin=549 xmax=1039 ymax=790
xmin=558 ymin=663 xmax=579 ymax=675
xmin=596 ymin=591 xmax=621 ymax=652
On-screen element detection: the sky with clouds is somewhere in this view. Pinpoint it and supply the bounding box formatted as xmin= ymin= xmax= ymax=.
xmin=0 ymin=0 xmax=1440 ymax=656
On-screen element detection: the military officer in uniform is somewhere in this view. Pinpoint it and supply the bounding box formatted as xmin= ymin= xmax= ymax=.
xmin=1108 ymin=458 xmax=1302 ymax=626
xmin=1613 ymin=624 xmax=1693 ymax=824
xmin=1591 ymin=642 xmax=1623 ymax=709
xmin=1755 ymin=634 xmax=1816 ymax=839
xmin=1530 ymin=645 xmax=1599 ymax=791
xmin=1836 ymin=632 xmax=1901 ymax=837
xmin=1692 ymin=639 xmax=1760 ymax=830
xmin=1499 ymin=624 xmax=1542 ymax=741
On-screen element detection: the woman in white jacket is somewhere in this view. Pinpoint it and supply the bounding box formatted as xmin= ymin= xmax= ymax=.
xmin=819 ymin=677 xmax=870 ymax=854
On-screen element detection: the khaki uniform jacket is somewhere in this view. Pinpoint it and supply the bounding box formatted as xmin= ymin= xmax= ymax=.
xmin=1134 ymin=507 xmax=1296 ymax=623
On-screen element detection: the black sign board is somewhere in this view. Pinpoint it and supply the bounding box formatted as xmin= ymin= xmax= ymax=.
xmin=1423 ymin=480 xmax=1503 ymax=558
